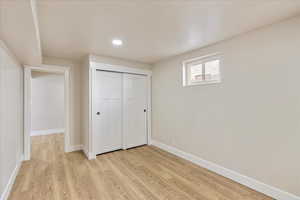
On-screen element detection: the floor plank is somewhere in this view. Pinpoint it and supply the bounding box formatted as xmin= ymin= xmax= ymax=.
xmin=8 ymin=134 xmax=273 ymax=200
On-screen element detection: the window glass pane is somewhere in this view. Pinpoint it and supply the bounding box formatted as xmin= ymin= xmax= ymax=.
xmin=205 ymin=60 xmax=220 ymax=81
xmin=183 ymin=54 xmax=221 ymax=86
xmin=190 ymin=64 xmax=203 ymax=81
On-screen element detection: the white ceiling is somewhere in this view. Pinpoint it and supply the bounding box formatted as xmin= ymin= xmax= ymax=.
xmin=0 ymin=0 xmax=42 ymax=65
xmin=37 ymin=0 xmax=300 ymax=64
xmin=2 ymin=1 xmax=300 ymax=65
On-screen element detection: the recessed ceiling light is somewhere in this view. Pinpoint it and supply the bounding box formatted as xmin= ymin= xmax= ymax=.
xmin=112 ymin=39 xmax=123 ymax=46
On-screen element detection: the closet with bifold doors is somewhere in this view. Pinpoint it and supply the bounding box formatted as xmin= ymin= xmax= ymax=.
xmin=93 ymin=70 xmax=148 ymax=155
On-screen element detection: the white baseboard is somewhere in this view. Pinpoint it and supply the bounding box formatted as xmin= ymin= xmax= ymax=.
xmin=151 ymin=140 xmax=300 ymax=200
xmin=31 ymin=128 xmax=64 ymax=136
xmin=0 ymin=157 xmax=23 ymax=200
xmin=69 ymin=145 xmax=97 ymax=160
xmin=83 ymin=148 xmax=89 ymax=159
xmin=69 ymin=144 xmax=83 ymax=152
xmin=83 ymin=147 xmax=96 ymax=160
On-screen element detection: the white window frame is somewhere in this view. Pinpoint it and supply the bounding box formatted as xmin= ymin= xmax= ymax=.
xmin=183 ymin=53 xmax=221 ymax=87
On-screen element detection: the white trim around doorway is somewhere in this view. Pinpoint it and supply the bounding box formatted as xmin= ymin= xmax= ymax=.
xmin=24 ymin=64 xmax=71 ymax=161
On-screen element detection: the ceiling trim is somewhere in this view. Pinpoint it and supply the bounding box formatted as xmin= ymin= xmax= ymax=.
xmin=30 ymin=0 xmax=42 ymax=64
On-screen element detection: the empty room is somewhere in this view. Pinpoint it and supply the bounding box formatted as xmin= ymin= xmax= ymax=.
xmin=30 ymin=70 xmax=66 ymax=161
xmin=0 ymin=1 xmax=299 ymax=200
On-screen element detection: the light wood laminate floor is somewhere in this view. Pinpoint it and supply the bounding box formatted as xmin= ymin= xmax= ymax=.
xmin=9 ymin=134 xmax=273 ymax=200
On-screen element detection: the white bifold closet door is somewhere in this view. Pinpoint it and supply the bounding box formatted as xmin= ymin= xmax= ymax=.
xmin=94 ymin=71 xmax=123 ymax=155
xmin=123 ymin=73 xmax=148 ymax=149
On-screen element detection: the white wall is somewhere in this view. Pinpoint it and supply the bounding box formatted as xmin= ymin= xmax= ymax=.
xmin=42 ymin=57 xmax=81 ymax=147
xmin=152 ymin=16 xmax=300 ymax=197
xmin=31 ymin=72 xmax=64 ymax=133
xmin=0 ymin=40 xmax=23 ymax=199
xmin=80 ymin=58 xmax=90 ymax=155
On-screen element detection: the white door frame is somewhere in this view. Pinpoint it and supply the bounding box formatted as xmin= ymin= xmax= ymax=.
xmin=24 ymin=64 xmax=71 ymax=161
xmin=88 ymin=61 xmax=152 ymax=159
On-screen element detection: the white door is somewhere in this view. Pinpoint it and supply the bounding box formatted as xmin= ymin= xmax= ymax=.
xmin=94 ymin=70 xmax=123 ymax=155
xmin=123 ymin=73 xmax=148 ymax=149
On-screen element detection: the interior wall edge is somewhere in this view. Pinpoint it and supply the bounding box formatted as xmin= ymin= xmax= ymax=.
xmin=0 ymin=39 xmax=23 ymax=200
xmin=0 ymin=158 xmax=22 ymax=200
xmin=0 ymin=40 xmax=21 ymax=66
xmin=29 ymin=0 xmax=42 ymax=65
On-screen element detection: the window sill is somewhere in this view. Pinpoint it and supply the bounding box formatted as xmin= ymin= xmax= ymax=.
xmin=183 ymin=80 xmax=221 ymax=87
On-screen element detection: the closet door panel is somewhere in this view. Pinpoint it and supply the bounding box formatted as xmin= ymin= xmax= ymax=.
xmin=94 ymin=71 xmax=122 ymax=155
xmin=123 ymin=74 xmax=147 ymax=149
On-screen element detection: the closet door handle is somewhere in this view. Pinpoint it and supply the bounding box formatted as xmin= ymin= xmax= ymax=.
xmin=96 ymin=112 xmax=100 ymax=115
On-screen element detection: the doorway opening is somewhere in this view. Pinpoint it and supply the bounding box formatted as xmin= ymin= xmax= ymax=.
xmin=24 ymin=65 xmax=71 ymax=161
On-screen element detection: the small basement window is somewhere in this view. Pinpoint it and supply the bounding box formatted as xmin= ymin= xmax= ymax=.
xmin=183 ymin=54 xmax=221 ymax=86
